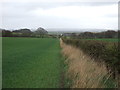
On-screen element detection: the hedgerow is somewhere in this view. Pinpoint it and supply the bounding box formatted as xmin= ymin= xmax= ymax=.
xmin=62 ymin=38 xmax=120 ymax=77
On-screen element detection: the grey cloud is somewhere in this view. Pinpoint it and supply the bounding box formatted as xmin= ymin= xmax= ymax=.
xmin=2 ymin=2 xmax=117 ymax=10
xmin=1 ymin=1 xmax=118 ymax=30
xmin=2 ymin=2 xmax=117 ymax=18
xmin=105 ymin=14 xmax=118 ymax=18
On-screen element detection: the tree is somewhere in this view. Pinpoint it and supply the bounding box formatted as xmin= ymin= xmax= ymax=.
xmin=104 ymin=30 xmax=117 ymax=38
xmin=34 ymin=27 xmax=48 ymax=38
xmin=12 ymin=28 xmax=32 ymax=37
xmin=2 ymin=30 xmax=12 ymax=37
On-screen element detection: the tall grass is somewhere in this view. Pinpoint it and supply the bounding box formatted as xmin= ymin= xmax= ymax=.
xmin=62 ymin=38 xmax=119 ymax=79
xmin=60 ymin=39 xmax=116 ymax=88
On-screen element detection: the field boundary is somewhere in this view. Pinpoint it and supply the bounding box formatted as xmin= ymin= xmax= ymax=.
xmin=60 ymin=38 xmax=117 ymax=88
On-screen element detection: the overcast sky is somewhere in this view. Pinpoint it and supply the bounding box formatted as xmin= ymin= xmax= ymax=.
xmin=0 ymin=0 xmax=119 ymax=31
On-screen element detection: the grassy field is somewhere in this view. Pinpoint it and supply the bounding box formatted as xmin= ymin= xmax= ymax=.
xmin=2 ymin=37 xmax=119 ymax=88
xmin=84 ymin=38 xmax=119 ymax=42
xmin=3 ymin=37 xmax=64 ymax=88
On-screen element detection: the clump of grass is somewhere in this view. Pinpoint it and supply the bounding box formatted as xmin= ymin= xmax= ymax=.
xmin=60 ymin=39 xmax=116 ymax=88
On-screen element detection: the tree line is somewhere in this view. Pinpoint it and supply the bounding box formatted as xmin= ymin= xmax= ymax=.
xmin=62 ymin=30 xmax=119 ymax=39
xmin=1 ymin=27 xmax=48 ymax=38
xmin=1 ymin=28 xmax=119 ymax=39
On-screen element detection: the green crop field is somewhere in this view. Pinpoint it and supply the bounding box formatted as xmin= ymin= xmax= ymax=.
xmin=3 ymin=37 xmax=64 ymax=88
xmin=84 ymin=38 xmax=119 ymax=42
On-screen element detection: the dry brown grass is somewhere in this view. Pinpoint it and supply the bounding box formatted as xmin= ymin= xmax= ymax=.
xmin=60 ymin=38 xmax=109 ymax=88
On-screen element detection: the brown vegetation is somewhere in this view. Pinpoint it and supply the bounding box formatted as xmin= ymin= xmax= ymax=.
xmin=62 ymin=38 xmax=119 ymax=79
xmin=60 ymin=39 xmax=112 ymax=88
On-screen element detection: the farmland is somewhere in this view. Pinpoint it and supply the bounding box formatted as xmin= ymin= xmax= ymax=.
xmin=3 ymin=37 xmax=65 ymax=88
xmin=2 ymin=37 xmax=119 ymax=88
xmin=84 ymin=38 xmax=119 ymax=42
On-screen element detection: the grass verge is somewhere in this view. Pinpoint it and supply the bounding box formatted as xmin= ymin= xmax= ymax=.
xmin=60 ymin=39 xmax=116 ymax=88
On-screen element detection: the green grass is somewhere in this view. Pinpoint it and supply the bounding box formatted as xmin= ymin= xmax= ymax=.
xmin=84 ymin=38 xmax=119 ymax=42
xmin=3 ymin=37 xmax=64 ymax=88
